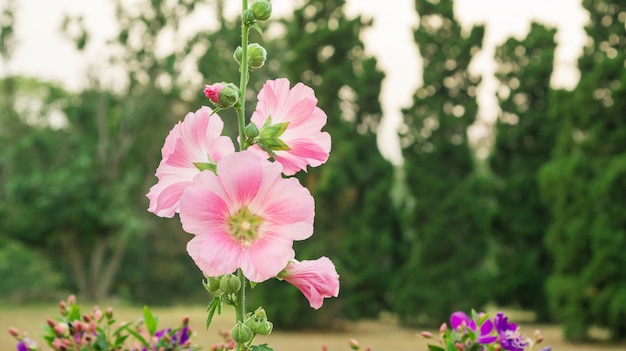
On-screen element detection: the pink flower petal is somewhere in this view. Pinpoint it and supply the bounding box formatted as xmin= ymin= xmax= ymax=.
xmin=283 ymin=257 xmax=340 ymax=309
xmin=250 ymin=78 xmax=331 ymax=175
xmin=147 ymin=107 xmax=234 ymax=218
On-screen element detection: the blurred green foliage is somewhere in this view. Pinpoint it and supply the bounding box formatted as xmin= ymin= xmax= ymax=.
xmin=391 ymin=0 xmax=492 ymax=326
xmin=489 ymin=22 xmax=558 ymax=321
xmin=538 ymin=0 xmax=626 ymax=341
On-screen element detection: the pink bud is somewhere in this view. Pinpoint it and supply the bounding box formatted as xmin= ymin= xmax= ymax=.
xmin=421 ymin=331 xmax=433 ymax=339
xmin=93 ymin=308 xmax=102 ymax=321
xmin=67 ymin=295 xmax=76 ymax=305
xmin=204 ymin=83 xmax=224 ymax=103
xmin=105 ymin=307 xmax=113 ymax=319
xmin=321 ymin=345 xmax=328 ymax=351
xmin=53 ymin=325 xmax=65 ymax=336
xmin=182 ymin=315 xmax=190 ymax=326
xmin=439 ymin=322 xmax=448 ymax=333
xmin=8 ymin=327 xmax=20 ymax=338
xmin=52 ymin=338 xmax=64 ymax=349
xmin=348 ymin=338 xmax=360 ymax=350
xmin=455 ymin=342 xmax=465 ymax=351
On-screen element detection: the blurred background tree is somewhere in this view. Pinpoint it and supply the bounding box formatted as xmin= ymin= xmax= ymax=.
xmin=390 ymin=0 xmax=492 ymax=326
xmin=539 ymin=0 xmax=626 ymax=341
xmin=489 ymin=22 xmax=558 ymax=322
xmin=245 ymin=0 xmax=402 ymax=329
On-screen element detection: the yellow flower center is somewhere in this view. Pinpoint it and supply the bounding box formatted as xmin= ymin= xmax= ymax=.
xmin=228 ymin=207 xmax=263 ymax=246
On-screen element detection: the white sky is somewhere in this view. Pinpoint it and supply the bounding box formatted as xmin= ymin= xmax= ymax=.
xmin=2 ymin=0 xmax=588 ymax=164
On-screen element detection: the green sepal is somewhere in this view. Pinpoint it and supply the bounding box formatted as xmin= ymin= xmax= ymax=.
xmin=427 ymin=345 xmax=445 ymax=351
xmin=251 ymin=344 xmax=274 ymax=351
xmin=194 ymin=162 xmax=217 ymax=174
xmin=256 ymin=117 xmax=291 ymax=153
xmin=251 ymin=23 xmax=264 ymax=36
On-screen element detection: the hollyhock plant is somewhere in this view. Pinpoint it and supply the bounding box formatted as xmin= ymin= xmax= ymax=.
xmin=179 ymin=151 xmax=315 ymax=283
xmin=247 ymin=78 xmax=331 ymax=176
xmin=147 ymin=106 xmax=235 ymax=218
xmin=281 ymin=257 xmax=340 ymax=309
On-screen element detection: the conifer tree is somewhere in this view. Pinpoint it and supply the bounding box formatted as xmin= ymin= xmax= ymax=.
xmin=539 ymin=0 xmax=626 ymax=340
xmin=391 ymin=0 xmax=491 ymax=326
xmin=242 ymin=0 xmax=401 ymax=328
xmin=490 ymin=22 xmax=558 ymax=321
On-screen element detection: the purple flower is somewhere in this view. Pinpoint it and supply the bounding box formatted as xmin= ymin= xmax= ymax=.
xmin=16 ymin=338 xmax=36 ymax=351
xmin=449 ymin=311 xmax=498 ymax=344
xmin=494 ymin=312 xmax=529 ymax=351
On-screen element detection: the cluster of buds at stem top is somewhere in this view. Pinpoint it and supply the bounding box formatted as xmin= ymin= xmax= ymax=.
xmin=234 ymin=43 xmax=267 ymax=70
xmin=244 ymin=307 xmax=273 ymax=336
xmin=203 ymin=274 xmax=242 ymax=295
xmin=243 ymin=0 xmax=272 ymax=24
xmin=204 ymin=82 xmax=239 ymax=109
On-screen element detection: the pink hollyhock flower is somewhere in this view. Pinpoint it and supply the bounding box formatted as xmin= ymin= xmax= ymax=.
xmin=180 ymin=151 xmax=315 ymax=282
xmin=248 ymin=78 xmax=331 ymax=176
xmin=282 ymin=257 xmax=339 ymax=309
xmin=147 ymin=106 xmax=235 ymax=218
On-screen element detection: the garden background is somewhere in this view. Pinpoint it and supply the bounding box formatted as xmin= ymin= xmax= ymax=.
xmin=1 ymin=0 xmax=625 ymax=347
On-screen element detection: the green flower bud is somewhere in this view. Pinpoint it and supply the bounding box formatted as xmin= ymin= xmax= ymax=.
xmin=202 ymin=276 xmax=222 ymax=295
xmin=245 ymin=317 xmax=273 ymax=336
xmin=204 ymin=82 xmax=239 ymax=109
xmin=242 ymin=8 xmax=256 ymax=25
xmin=245 ymin=122 xmax=260 ymax=140
xmin=233 ymin=46 xmax=243 ymax=65
xmin=254 ymin=307 xmax=268 ymax=321
xmin=231 ymin=321 xmax=254 ymax=344
xmin=219 ymin=274 xmax=241 ymax=294
xmin=251 ymin=0 xmax=272 ymax=21
xmin=247 ymin=43 xmax=267 ymax=69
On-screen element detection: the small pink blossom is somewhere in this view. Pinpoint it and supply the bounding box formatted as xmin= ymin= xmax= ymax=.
xmin=249 ymin=78 xmax=331 ymax=175
xmin=180 ymin=151 xmax=315 ymax=282
xmin=282 ymin=257 xmax=339 ymax=309
xmin=147 ymin=106 xmax=235 ymax=218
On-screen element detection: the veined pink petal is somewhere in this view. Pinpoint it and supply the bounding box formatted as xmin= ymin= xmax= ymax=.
xmin=250 ymin=78 xmax=331 ymax=175
xmin=242 ymin=234 xmax=295 ymax=283
xmin=216 ymin=151 xmax=263 ymax=207
xmin=147 ymin=106 xmax=234 ymax=218
xmin=187 ymin=233 xmax=242 ymax=277
xmin=179 ymin=151 xmax=315 ymax=282
xmin=283 ymin=257 xmax=340 ymax=309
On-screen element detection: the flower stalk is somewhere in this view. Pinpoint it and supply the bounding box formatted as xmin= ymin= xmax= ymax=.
xmin=237 ymin=0 xmax=250 ymax=152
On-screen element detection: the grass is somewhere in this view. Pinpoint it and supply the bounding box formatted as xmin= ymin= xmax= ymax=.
xmin=2 ymin=303 xmax=626 ymax=351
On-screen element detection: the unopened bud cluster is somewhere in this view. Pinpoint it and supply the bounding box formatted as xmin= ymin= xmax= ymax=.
xmin=243 ymin=0 xmax=272 ymax=24
xmin=203 ymin=274 xmax=242 ymax=295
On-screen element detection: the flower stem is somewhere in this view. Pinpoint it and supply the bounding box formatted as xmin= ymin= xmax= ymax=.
xmin=235 ymin=2 xmax=249 ymax=350
xmin=236 ymin=0 xmax=250 ymax=152
xmin=236 ymin=268 xmax=246 ymax=350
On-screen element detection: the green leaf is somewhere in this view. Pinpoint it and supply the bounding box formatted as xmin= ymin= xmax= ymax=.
xmin=119 ymin=323 xmax=149 ymax=347
xmin=427 ymin=345 xmax=445 ymax=351
xmin=68 ymin=304 xmax=81 ymax=321
xmin=206 ymin=296 xmax=222 ymax=329
xmin=251 ymin=343 xmax=274 ymax=351
xmin=143 ymin=306 xmax=157 ymax=336
xmin=93 ymin=332 xmax=108 ymax=351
